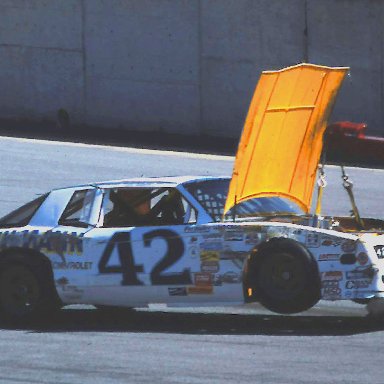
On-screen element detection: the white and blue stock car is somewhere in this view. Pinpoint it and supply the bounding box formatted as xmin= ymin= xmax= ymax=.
xmin=0 ymin=174 xmax=384 ymax=322
xmin=1 ymin=63 xmax=384 ymax=322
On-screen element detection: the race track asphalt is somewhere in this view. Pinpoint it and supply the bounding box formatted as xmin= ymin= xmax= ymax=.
xmin=0 ymin=136 xmax=383 ymax=384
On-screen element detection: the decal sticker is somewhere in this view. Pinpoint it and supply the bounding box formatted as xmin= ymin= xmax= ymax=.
xmin=184 ymin=226 xmax=210 ymax=233
xmin=306 ymin=233 xmax=321 ymax=248
xmin=321 ymin=237 xmax=342 ymax=247
xmin=322 ymin=287 xmax=341 ymax=300
xmin=341 ymin=240 xmax=357 ymax=253
xmin=224 ymin=231 xmax=243 ymax=241
xmin=168 ymin=287 xmax=188 ymax=296
xmin=194 ymin=272 xmax=212 ymax=286
xmin=321 ymin=271 xmax=343 ymax=281
xmin=200 ymin=241 xmax=223 ymax=252
xmin=62 ymin=285 xmax=84 ymax=300
xmin=322 ymin=278 xmax=341 ymax=299
xmin=245 ymin=232 xmax=261 ymax=245
xmin=221 ymin=271 xmax=241 ymax=283
xmin=357 ymin=252 xmax=368 ymax=266
xmin=200 ymin=250 xmax=220 ymax=263
xmin=212 ymin=274 xmax=223 ymax=286
xmin=0 ymin=230 xmax=83 ymax=260
xmin=318 ymin=254 xmax=340 ymax=262
xmin=346 ymin=267 xmax=372 ymax=280
xmin=202 ymin=233 xmax=222 ymax=240
xmin=52 ymin=261 xmax=93 ymax=270
xmin=187 ymin=286 xmax=213 ymax=295
xmin=220 ymin=248 xmax=248 ymax=260
xmin=345 ymin=280 xmax=371 ymax=289
xmin=188 ymin=246 xmax=199 ymax=258
xmin=201 ymin=261 xmax=219 ymax=273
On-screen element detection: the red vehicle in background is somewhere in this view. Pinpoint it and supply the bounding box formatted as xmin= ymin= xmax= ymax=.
xmin=326 ymin=121 xmax=384 ymax=166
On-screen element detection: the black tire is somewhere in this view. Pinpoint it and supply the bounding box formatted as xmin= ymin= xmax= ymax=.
xmin=0 ymin=261 xmax=59 ymax=323
xmin=250 ymin=238 xmax=321 ymax=314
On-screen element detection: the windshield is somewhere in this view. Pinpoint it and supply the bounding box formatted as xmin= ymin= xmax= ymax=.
xmin=185 ymin=179 xmax=303 ymax=222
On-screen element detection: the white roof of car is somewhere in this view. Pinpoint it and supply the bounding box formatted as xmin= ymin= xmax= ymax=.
xmin=53 ymin=175 xmax=230 ymax=191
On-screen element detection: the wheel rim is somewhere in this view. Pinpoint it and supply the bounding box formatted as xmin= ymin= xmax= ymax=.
xmin=258 ymin=252 xmax=306 ymax=300
xmin=0 ymin=265 xmax=40 ymax=317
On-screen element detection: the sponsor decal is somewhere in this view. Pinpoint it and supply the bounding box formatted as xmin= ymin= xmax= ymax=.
xmin=224 ymin=231 xmax=243 ymax=241
xmin=244 ymin=226 xmax=264 ymax=233
xmin=201 ymin=261 xmax=219 ymax=273
xmin=188 ymin=246 xmax=198 ymax=258
xmin=0 ymin=230 xmax=83 ymax=260
xmin=187 ymin=286 xmax=213 ymax=295
xmin=345 ymin=280 xmax=371 ymax=289
xmin=212 ymin=274 xmax=223 ymax=286
xmin=318 ymin=254 xmax=340 ymax=262
xmin=346 ymin=268 xmax=372 ymax=280
xmin=220 ymin=248 xmax=248 ymax=260
xmin=341 ymin=240 xmax=357 ymax=253
xmin=194 ymin=272 xmax=212 ymax=286
xmin=184 ymin=226 xmax=210 ymax=233
xmin=200 ymin=241 xmax=223 ymax=252
xmin=321 ymin=271 xmax=343 ymax=281
xmin=322 ymin=275 xmax=342 ymax=299
xmin=202 ymin=233 xmax=222 ymax=240
xmin=306 ymin=233 xmax=321 ymax=248
xmin=61 ymin=285 xmax=84 ymax=300
xmin=168 ymin=287 xmax=188 ymax=296
xmin=245 ymin=232 xmax=261 ymax=245
xmin=55 ymin=278 xmax=83 ymax=298
xmin=322 ymin=280 xmax=340 ymax=289
xmin=222 ymin=271 xmax=241 ymax=283
xmin=200 ymin=250 xmax=220 ymax=263
xmin=321 ymin=236 xmax=342 ymax=247
xmin=357 ymin=252 xmax=368 ymax=266
xmin=52 ymin=261 xmax=93 ymax=270
xmin=322 ymin=287 xmax=342 ymax=300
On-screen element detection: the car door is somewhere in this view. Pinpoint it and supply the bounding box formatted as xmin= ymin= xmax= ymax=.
xmin=87 ymin=186 xmax=221 ymax=307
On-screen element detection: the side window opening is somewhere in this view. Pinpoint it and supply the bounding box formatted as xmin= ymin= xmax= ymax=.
xmin=102 ymin=187 xmax=197 ymax=227
xmin=59 ymin=189 xmax=96 ymax=227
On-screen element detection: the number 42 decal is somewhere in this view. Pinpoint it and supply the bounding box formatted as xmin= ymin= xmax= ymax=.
xmin=98 ymin=229 xmax=192 ymax=286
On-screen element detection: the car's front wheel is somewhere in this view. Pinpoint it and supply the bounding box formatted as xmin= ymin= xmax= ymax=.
xmin=250 ymin=238 xmax=321 ymax=314
xmin=0 ymin=262 xmax=58 ymax=323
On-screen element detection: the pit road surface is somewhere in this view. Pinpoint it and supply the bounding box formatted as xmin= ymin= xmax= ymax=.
xmin=0 ymin=136 xmax=383 ymax=384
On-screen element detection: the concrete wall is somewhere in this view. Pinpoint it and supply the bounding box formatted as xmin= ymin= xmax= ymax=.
xmin=0 ymin=0 xmax=383 ymax=138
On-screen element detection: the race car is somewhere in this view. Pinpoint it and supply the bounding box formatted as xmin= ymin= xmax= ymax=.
xmin=1 ymin=63 xmax=384 ymax=322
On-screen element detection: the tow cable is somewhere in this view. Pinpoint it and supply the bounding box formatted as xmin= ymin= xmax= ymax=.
xmin=341 ymin=165 xmax=364 ymax=230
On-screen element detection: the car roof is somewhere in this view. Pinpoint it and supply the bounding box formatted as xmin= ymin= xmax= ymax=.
xmin=52 ymin=175 xmax=230 ymax=191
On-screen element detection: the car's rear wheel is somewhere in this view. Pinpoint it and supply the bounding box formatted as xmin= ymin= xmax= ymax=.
xmin=251 ymin=238 xmax=321 ymax=314
xmin=0 ymin=262 xmax=59 ymax=323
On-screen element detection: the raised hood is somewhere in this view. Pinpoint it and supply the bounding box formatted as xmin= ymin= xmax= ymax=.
xmin=224 ymin=63 xmax=349 ymax=214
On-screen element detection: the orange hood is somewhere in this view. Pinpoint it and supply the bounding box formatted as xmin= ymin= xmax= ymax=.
xmin=224 ymin=63 xmax=348 ymax=214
